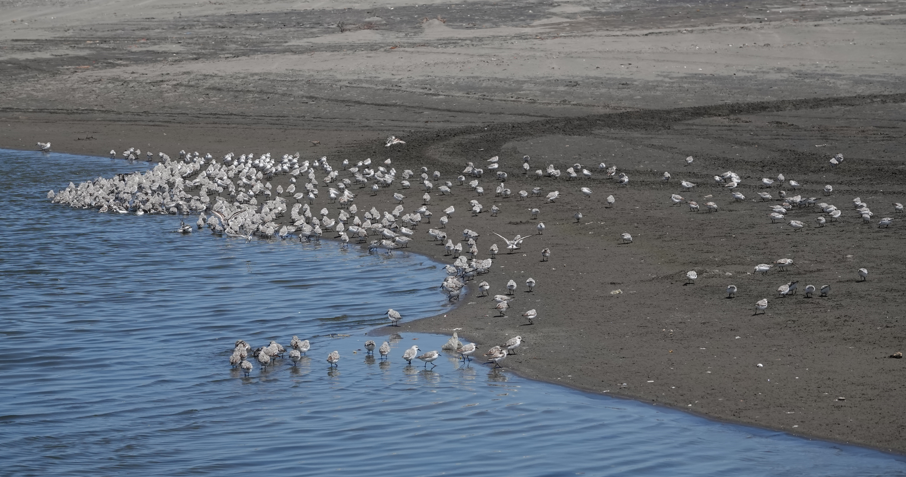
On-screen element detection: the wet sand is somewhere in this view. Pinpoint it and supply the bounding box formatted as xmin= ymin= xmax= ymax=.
xmin=2 ymin=0 xmax=905 ymax=454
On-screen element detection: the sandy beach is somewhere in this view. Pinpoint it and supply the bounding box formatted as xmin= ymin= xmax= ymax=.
xmin=2 ymin=0 xmax=905 ymax=454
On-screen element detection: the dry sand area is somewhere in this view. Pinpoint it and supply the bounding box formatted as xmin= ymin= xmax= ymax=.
xmin=2 ymin=0 xmax=905 ymax=454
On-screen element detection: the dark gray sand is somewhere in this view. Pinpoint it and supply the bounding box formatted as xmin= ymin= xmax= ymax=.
xmin=2 ymin=0 xmax=905 ymax=454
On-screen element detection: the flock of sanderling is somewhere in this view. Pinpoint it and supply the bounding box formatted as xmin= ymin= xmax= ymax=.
xmin=46 ymin=139 xmax=899 ymax=377
xmin=228 ymin=332 xmax=522 ymax=376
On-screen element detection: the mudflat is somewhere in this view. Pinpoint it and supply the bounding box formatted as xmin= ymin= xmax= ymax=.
xmin=2 ymin=0 xmax=905 ymax=454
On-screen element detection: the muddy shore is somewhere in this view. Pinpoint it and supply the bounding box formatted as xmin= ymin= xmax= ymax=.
xmin=3 ymin=0 xmax=905 ymax=454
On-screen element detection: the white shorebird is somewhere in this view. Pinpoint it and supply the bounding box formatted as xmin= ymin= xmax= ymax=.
xmin=894 ymin=203 xmax=904 ymax=213
xmin=403 ymin=345 xmax=420 ymax=365
xmin=775 ymin=258 xmax=793 ymax=271
xmin=36 ymin=142 xmax=51 ymax=152
xmin=755 ymin=298 xmax=768 ymax=315
xmin=671 ymin=194 xmax=684 ymax=205
xmin=681 ymin=180 xmax=696 ymax=191
xmin=364 ymin=340 xmax=376 ymax=355
xmin=494 ymin=232 xmax=529 ymax=252
xmin=858 ymin=268 xmax=868 ymax=281
xmin=621 ymin=232 xmax=633 ymax=244
xmin=379 ymin=341 xmax=391 ymax=360
xmin=385 ymin=136 xmax=406 ymax=147
xmin=240 ymin=359 xmax=253 ymax=377
xmin=662 ymin=171 xmax=671 ymax=182
xmin=580 ymin=187 xmax=592 ymax=197
xmin=485 ymin=346 xmax=507 ymax=368
xmin=536 ymin=222 xmax=545 ymax=235
xmin=686 ymin=270 xmax=697 ymax=285
xmin=507 ymin=279 xmax=517 ymax=295
xmin=526 ymin=277 xmax=535 ymax=292
xmin=495 ymin=300 xmax=509 ymax=317
xmin=727 ymin=285 xmax=737 ymax=298
xmin=574 ymin=211 xmax=583 ymax=223
xmin=522 ymin=309 xmax=537 ymax=325
xmin=327 ymin=350 xmax=340 ymax=367
xmin=290 ymin=349 xmax=302 ymax=366
xmin=387 ymin=308 xmax=402 ymax=326
xmin=256 ymin=349 xmax=271 ymax=371
xmin=878 ymin=217 xmax=892 ymax=228
xmin=824 ymin=184 xmax=833 ymax=195
xmin=456 ymin=342 xmax=477 ymax=362
xmin=685 ymin=156 xmax=694 ymax=166
xmin=541 ymin=247 xmax=551 ymax=262
xmin=230 ymin=350 xmax=242 ymax=368
xmin=479 ymin=281 xmax=490 ymax=296
xmin=820 ymin=284 xmax=830 ymax=297
xmin=804 ymin=284 xmax=816 ymax=298
xmin=816 ymin=216 xmax=826 ymax=227
xmin=503 ymin=336 xmax=523 ymax=355
xmin=607 ymin=194 xmax=615 ymax=207
xmin=416 ymin=350 xmax=440 ymax=369
xmin=789 ymin=220 xmax=805 ymax=231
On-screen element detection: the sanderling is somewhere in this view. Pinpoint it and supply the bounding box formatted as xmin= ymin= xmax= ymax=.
xmin=685 ymin=156 xmax=694 ymax=166
xmin=256 ymin=349 xmax=271 ymax=371
xmin=36 ymin=142 xmax=51 ymax=152
xmin=379 ymin=341 xmax=391 ymax=360
xmin=671 ymin=194 xmax=684 ymax=205
xmin=479 ymin=281 xmax=490 ymax=296
xmin=824 ymin=185 xmax=833 ymax=195
xmin=804 ymin=284 xmax=816 ymax=298
xmin=858 ymin=268 xmax=868 ymax=281
xmin=485 ymin=346 xmax=507 ymax=368
xmin=290 ymin=349 xmax=302 ymax=366
xmin=457 ymin=342 xmax=477 ymax=362
xmin=789 ymin=220 xmax=805 ymax=231
xmin=494 ymin=232 xmax=530 ymax=252
xmin=541 ymin=247 xmax=551 ymax=262
xmin=495 ymin=300 xmax=509 ymax=317
xmin=537 ymin=222 xmax=545 ymax=235
xmin=663 ymin=171 xmax=671 ymax=182
xmin=416 ymin=350 xmax=440 ymax=369
xmin=386 ymin=136 xmax=406 ymax=146
xmin=327 ymin=350 xmax=340 ymax=367
xmin=387 ymin=308 xmax=402 ymax=326
xmin=607 ymin=195 xmax=615 ymax=207
xmin=522 ymin=309 xmax=537 ymax=325
xmin=581 ymin=187 xmax=592 ymax=197
xmin=526 ymin=277 xmax=535 ymax=292
xmin=507 ymin=279 xmax=517 ymax=295
xmin=755 ymin=298 xmax=768 ymax=315
xmin=504 ymin=336 xmax=523 ymax=355
xmin=364 ymin=340 xmax=376 ymax=355
xmin=403 ymin=345 xmax=420 ymax=365
xmin=727 ymin=285 xmax=737 ymax=298
xmin=621 ymin=232 xmax=633 ymax=244
xmin=574 ymin=211 xmax=583 ymax=223
xmin=686 ymin=270 xmax=697 ymax=285
xmin=878 ymin=217 xmax=893 ymax=228
xmin=240 ymin=359 xmax=253 ymax=377
xmin=681 ymin=180 xmax=696 ymax=191
xmin=775 ymin=258 xmax=793 ymax=271
xmin=894 ymin=203 xmax=904 ymax=213
xmin=816 ymin=216 xmax=826 ymax=227
xmin=820 ymin=284 xmax=830 ymax=297
xmin=230 ymin=350 xmax=242 ymax=368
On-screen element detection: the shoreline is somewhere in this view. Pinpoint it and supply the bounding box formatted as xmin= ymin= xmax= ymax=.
xmin=4 ymin=0 xmax=906 ymax=456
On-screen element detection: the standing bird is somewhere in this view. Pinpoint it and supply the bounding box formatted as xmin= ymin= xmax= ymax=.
xmin=327 ymin=350 xmax=340 ymax=367
xmin=503 ymin=336 xmax=523 ymax=355
xmin=804 ymin=284 xmax=816 ymax=298
xmin=858 ymin=268 xmax=868 ymax=281
xmin=456 ymin=342 xmax=477 ymax=362
xmin=379 ymin=341 xmax=391 ymax=360
xmin=364 ymin=340 xmax=376 ymax=355
xmin=507 ymin=279 xmax=517 ymax=295
xmin=727 ymin=285 xmax=737 ymax=298
xmin=755 ymin=298 xmax=768 ymax=315
xmin=820 ymin=285 xmax=830 ymax=297
xmin=36 ymin=142 xmax=51 ymax=152
xmin=478 ymin=281 xmax=490 ymax=296
xmin=485 ymin=346 xmax=507 ymax=368
xmin=416 ymin=350 xmax=440 ymax=369
xmin=580 ymin=187 xmax=592 ymax=198
xmin=526 ymin=277 xmax=535 ymax=292
xmin=290 ymin=349 xmax=302 ymax=366
xmin=256 ymin=348 xmax=271 ymax=371
xmin=621 ymin=232 xmax=633 ymax=244
xmin=686 ymin=270 xmax=697 ymax=285
xmin=522 ymin=309 xmax=537 ymax=325
xmin=240 ymin=359 xmax=253 ymax=377
xmin=541 ymin=247 xmax=551 ymax=262
xmin=685 ymin=156 xmax=694 ymax=166
xmin=537 ymin=222 xmax=545 ymax=235
xmin=495 ymin=300 xmax=509 ymax=317
xmin=606 ymin=195 xmax=615 ymax=208
xmin=387 ymin=308 xmax=402 ymax=327
xmin=403 ymin=345 xmax=420 ymax=365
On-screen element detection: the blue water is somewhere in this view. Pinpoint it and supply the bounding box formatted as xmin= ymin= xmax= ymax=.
xmin=1 ymin=149 xmax=904 ymax=476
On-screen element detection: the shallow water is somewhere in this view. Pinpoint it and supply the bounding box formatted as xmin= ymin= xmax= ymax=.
xmin=2 ymin=149 xmax=904 ymax=476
